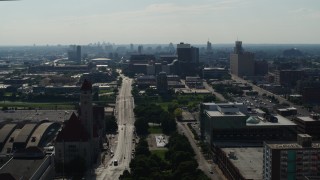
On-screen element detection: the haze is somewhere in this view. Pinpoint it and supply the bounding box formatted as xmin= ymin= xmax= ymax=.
xmin=1 ymin=0 xmax=320 ymax=45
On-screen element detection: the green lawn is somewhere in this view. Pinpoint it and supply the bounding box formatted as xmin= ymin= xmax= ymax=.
xmin=148 ymin=126 xmax=163 ymax=134
xmin=156 ymin=102 xmax=171 ymax=112
xmin=151 ymin=149 xmax=167 ymax=160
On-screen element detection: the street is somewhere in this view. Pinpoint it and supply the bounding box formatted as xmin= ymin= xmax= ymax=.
xmin=177 ymin=122 xmax=226 ymax=180
xmin=96 ymin=77 xmax=135 ymax=180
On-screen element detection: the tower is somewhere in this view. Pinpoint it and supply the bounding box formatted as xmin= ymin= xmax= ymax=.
xmin=76 ymin=45 xmax=81 ymax=62
xmin=157 ymin=72 xmax=168 ymax=94
xmin=80 ymin=79 xmax=93 ymax=139
xmin=230 ymin=41 xmax=254 ymax=77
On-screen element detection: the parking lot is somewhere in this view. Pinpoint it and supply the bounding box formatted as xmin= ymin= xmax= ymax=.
xmin=0 ymin=110 xmax=76 ymax=122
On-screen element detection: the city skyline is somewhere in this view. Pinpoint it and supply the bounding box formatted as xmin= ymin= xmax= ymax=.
xmin=1 ymin=0 xmax=320 ymax=45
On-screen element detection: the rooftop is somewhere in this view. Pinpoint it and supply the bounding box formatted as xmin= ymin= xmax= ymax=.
xmin=296 ymin=116 xmax=320 ymax=122
xmin=266 ymin=142 xmax=320 ymax=149
xmin=246 ymin=115 xmax=297 ymax=126
xmin=14 ymin=124 xmax=37 ymax=143
xmin=206 ymin=110 xmax=246 ymax=117
xmin=0 ymin=124 xmax=17 ymax=144
xmin=222 ymin=147 xmax=263 ymax=180
xmin=26 ymin=122 xmax=55 ymax=147
xmin=91 ymin=58 xmax=111 ymax=61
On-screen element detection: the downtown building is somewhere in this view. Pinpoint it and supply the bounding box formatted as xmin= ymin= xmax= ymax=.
xmin=200 ymin=102 xmax=297 ymax=147
xmin=230 ymin=41 xmax=255 ymax=78
xmin=263 ymin=134 xmax=320 ymax=180
xmin=176 ymin=42 xmax=199 ymax=77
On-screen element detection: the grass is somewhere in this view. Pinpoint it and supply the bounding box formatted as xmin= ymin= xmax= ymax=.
xmin=156 ymin=102 xmax=171 ymax=112
xmin=151 ymin=149 xmax=167 ymax=161
xmin=148 ymin=126 xmax=163 ymax=134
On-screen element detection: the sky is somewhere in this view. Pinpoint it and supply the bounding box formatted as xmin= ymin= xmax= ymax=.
xmin=1 ymin=0 xmax=320 ymax=45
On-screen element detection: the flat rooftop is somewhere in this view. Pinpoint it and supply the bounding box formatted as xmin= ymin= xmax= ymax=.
xmin=91 ymin=58 xmax=112 ymax=61
xmin=296 ymin=116 xmax=319 ymax=122
xmin=206 ymin=110 xmax=246 ymax=117
xmin=246 ymin=115 xmax=297 ymax=126
xmin=266 ymin=142 xmax=320 ymax=149
xmin=222 ymin=147 xmax=263 ymax=180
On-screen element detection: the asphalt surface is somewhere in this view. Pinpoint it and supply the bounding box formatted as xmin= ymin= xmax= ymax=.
xmin=177 ymin=122 xmax=225 ymax=180
xmin=203 ymin=82 xmax=226 ymax=102
xmin=96 ymin=77 xmax=135 ymax=180
xmin=0 ymin=110 xmax=75 ymax=122
xmin=231 ymin=74 xmax=310 ymax=116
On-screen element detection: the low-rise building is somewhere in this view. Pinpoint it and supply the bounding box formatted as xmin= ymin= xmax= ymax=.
xmin=294 ymin=115 xmax=320 ymax=140
xmin=200 ymin=103 xmax=297 ymax=147
xmin=202 ymin=67 xmax=229 ymax=79
xmin=216 ymin=147 xmax=263 ymax=180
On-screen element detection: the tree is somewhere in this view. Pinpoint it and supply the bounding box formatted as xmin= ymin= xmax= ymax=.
xmin=168 ymin=103 xmax=179 ymax=113
xmin=134 ymin=118 xmax=149 ymax=136
xmin=119 ymin=170 xmax=131 ymax=180
xmin=173 ymin=108 xmax=183 ymax=120
xmin=160 ymin=112 xmax=177 ymax=134
xmin=105 ymin=116 xmax=118 ymax=134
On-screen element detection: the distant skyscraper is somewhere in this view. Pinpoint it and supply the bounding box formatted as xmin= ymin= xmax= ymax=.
xmin=68 ymin=45 xmax=81 ymax=62
xmin=138 ymin=45 xmax=143 ymax=54
xmin=130 ymin=43 xmax=134 ymax=52
xmin=230 ymin=41 xmax=254 ymax=77
xmin=207 ymin=40 xmax=212 ymax=53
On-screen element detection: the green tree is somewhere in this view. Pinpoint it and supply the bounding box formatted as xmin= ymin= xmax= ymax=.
xmin=105 ymin=116 xmax=118 ymax=134
xmin=173 ymin=108 xmax=183 ymax=120
xmin=134 ymin=118 xmax=149 ymax=135
xmin=160 ymin=112 xmax=177 ymax=135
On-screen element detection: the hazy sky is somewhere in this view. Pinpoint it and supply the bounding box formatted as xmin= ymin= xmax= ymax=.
xmin=1 ymin=0 xmax=320 ymax=45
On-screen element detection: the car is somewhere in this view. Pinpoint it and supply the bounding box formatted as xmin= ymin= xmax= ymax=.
xmin=113 ymin=159 xmax=118 ymax=166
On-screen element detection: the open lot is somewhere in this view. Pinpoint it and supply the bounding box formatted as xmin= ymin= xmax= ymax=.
xmin=0 ymin=110 xmax=76 ymax=122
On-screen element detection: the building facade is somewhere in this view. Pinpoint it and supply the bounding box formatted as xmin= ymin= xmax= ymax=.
xmin=230 ymin=41 xmax=255 ymax=77
xmin=263 ymin=134 xmax=320 ymax=180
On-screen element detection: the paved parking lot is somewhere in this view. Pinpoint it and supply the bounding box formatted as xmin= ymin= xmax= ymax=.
xmin=0 ymin=110 xmax=76 ymax=122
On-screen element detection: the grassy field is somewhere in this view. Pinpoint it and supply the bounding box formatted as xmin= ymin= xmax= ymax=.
xmin=148 ymin=126 xmax=163 ymax=134
xmin=151 ymin=149 xmax=167 ymax=161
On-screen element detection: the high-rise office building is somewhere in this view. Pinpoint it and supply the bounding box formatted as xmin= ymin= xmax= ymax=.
xmin=177 ymin=42 xmax=199 ymax=63
xmin=206 ymin=40 xmax=212 ymax=53
xmin=68 ymin=45 xmax=81 ymax=62
xmin=156 ymin=72 xmax=168 ymax=94
xmin=263 ymin=134 xmax=320 ymax=180
xmin=76 ymin=45 xmax=81 ymax=62
xmin=176 ymin=42 xmax=199 ymax=77
xmin=138 ymin=45 xmax=143 ymax=54
xmin=230 ymin=41 xmax=255 ymax=77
